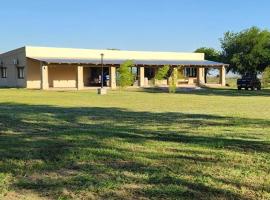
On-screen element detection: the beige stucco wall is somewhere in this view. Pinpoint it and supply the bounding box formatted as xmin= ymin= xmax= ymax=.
xmin=26 ymin=58 xmax=41 ymax=88
xmin=25 ymin=46 xmax=205 ymax=61
xmin=0 ymin=47 xmax=26 ymax=87
xmin=26 ymin=59 xmax=80 ymax=89
xmin=48 ymin=65 xmax=77 ymax=88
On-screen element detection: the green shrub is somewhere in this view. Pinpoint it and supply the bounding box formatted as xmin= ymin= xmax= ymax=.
xmin=177 ymin=67 xmax=185 ymax=79
xmin=168 ymin=68 xmax=177 ymax=93
xmin=155 ymin=65 xmax=169 ymax=80
xmin=118 ymin=60 xmax=134 ymax=88
xmin=169 ymin=82 xmax=176 ymax=93
xmin=0 ymin=173 xmax=11 ymax=197
xmin=262 ymin=67 xmax=270 ymax=88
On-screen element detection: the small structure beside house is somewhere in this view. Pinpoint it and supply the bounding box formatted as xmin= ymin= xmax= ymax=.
xmin=0 ymin=46 xmax=228 ymax=90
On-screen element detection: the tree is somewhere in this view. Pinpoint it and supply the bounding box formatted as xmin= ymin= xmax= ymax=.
xmin=195 ymin=47 xmax=220 ymax=61
xmin=168 ymin=68 xmax=177 ymax=93
xmin=154 ymin=65 xmax=177 ymax=93
xmin=220 ymin=26 xmax=270 ymax=75
xmin=118 ymin=60 xmax=134 ymax=88
xmin=154 ymin=65 xmax=170 ymax=80
xmin=194 ymin=47 xmax=221 ymax=83
xmin=262 ymin=67 xmax=270 ymax=88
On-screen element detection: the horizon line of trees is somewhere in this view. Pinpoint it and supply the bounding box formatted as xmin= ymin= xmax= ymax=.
xmin=195 ymin=26 xmax=270 ymax=78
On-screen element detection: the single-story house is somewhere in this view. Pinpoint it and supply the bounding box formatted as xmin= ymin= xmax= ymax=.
xmin=0 ymin=46 xmax=228 ymax=90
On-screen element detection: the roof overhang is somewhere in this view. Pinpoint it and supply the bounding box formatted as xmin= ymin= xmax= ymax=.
xmin=27 ymin=57 xmax=228 ymax=67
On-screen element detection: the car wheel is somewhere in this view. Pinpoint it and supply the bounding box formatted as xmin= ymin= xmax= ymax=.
xmin=245 ymin=87 xmax=248 ymax=90
xmin=238 ymin=87 xmax=241 ymax=90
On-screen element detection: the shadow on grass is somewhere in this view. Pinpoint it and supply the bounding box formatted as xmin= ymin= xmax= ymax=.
xmin=0 ymin=103 xmax=269 ymax=199
xmin=141 ymin=87 xmax=270 ymax=97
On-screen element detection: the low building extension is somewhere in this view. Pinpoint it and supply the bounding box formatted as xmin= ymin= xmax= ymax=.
xmin=0 ymin=46 xmax=228 ymax=90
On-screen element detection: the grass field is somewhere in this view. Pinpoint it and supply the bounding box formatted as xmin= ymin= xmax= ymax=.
xmin=207 ymin=77 xmax=239 ymax=88
xmin=0 ymin=88 xmax=269 ymax=200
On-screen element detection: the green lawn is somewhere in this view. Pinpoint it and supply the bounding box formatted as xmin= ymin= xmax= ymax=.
xmin=0 ymin=88 xmax=269 ymax=200
xmin=207 ymin=77 xmax=239 ymax=88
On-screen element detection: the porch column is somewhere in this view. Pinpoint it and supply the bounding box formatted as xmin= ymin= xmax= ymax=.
xmin=110 ymin=66 xmax=117 ymax=89
xmin=76 ymin=66 xmax=84 ymax=90
xmin=139 ymin=66 xmax=145 ymax=87
xmin=197 ymin=67 xmax=205 ymax=85
xmin=40 ymin=63 xmax=49 ymax=90
xmin=219 ymin=65 xmax=226 ymax=86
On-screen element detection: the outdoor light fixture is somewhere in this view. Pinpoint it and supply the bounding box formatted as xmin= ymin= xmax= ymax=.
xmin=97 ymin=53 xmax=107 ymax=95
xmin=101 ymin=53 xmax=104 ymax=88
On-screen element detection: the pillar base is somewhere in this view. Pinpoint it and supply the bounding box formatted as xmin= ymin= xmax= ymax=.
xmin=97 ymin=88 xmax=107 ymax=95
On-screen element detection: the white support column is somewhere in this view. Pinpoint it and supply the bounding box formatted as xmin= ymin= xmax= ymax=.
xmin=40 ymin=63 xmax=49 ymax=90
xmin=76 ymin=66 xmax=84 ymax=90
xmin=139 ymin=66 xmax=145 ymax=87
xmin=197 ymin=67 xmax=205 ymax=85
xmin=201 ymin=68 xmax=205 ymax=83
xmin=110 ymin=66 xmax=117 ymax=89
xmin=220 ymin=65 xmax=226 ymax=86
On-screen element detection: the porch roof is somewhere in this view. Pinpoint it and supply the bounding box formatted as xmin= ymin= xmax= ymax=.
xmin=28 ymin=57 xmax=228 ymax=67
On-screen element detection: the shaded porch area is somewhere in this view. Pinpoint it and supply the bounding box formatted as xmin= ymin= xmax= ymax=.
xmin=83 ymin=66 xmax=110 ymax=87
xmin=142 ymin=65 xmax=226 ymax=88
xmin=40 ymin=64 xmax=117 ymax=90
xmin=29 ymin=57 xmax=228 ymax=90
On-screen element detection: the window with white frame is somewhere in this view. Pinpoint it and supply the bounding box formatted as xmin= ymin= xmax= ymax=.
xmin=184 ymin=67 xmax=197 ymax=77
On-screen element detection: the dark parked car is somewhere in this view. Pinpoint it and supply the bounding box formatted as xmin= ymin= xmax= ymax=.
xmin=237 ymin=74 xmax=261 ymax=90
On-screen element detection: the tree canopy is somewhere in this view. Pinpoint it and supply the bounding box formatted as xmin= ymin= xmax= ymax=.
xmin=194 ymin=47 xmax=220 ymax=61
xmin=220 ymin=26 xmax=270 ymax=75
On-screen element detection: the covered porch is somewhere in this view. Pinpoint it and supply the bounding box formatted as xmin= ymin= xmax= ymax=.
xmin=29 ymin=57 xmax=227 ymax=90
xmin=139 ymin=62 xmax=227 ymax=88
xmin=39 ymin=64 xmax=117 ymax=90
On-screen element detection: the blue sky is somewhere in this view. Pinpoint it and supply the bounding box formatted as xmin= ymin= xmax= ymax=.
xmin=0 ymin=0 xmax=269 ymax=53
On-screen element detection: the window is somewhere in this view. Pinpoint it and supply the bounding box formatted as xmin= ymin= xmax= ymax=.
xmin=0 ymin=67 xmax=7 ymax=78
xmin=184 ymin=67 xmax=197 ymax=77
xmin=17 ymin=67 xmax=24 ymax=79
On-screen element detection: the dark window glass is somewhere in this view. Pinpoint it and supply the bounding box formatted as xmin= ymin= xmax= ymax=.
xmin=1 ymin=67 xmax=7 ymax=78
xmin=17 ymin=67 xmax=24 ymax=79
xmin=184 ymin=68 xmax=197 ymax=77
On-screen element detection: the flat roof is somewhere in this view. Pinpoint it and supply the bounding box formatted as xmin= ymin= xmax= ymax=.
xmin=28 ymin=57 xmax=227 ymax=67
xmin=25 ymin=46 xmax=206 ymax=62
